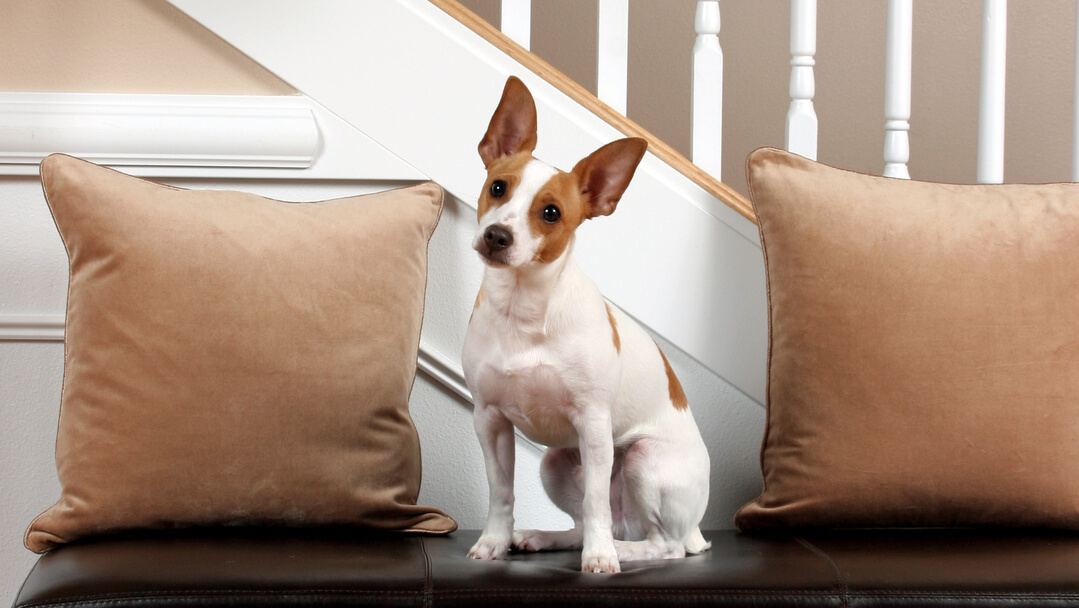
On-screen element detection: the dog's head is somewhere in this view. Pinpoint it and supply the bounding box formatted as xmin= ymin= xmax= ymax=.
xmin=474 ymin=77 xmax=647 ymax=269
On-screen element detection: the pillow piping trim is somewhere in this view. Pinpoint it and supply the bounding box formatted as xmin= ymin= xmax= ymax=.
xmin=734 ymin=147 xmax=780 ymax=529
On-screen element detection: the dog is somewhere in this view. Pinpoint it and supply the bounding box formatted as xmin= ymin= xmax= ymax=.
xmin=462 ymin=76 xmax=711 ymax=574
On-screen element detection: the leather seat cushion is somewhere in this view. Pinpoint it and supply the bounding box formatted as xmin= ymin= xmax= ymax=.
xmin=14 ymin=529 xmax=1079 ymax=607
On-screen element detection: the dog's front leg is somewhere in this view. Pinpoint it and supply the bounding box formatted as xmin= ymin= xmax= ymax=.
xmin=467 ymin=400 xmax=516 ymax=560
xmin=576 ymin=406 xmax=620 ymax=573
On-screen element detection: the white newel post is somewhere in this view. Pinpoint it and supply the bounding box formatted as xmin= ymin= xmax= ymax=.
xmin=786 ymin=0 xmax=818 ymax=160
xmin=977 ymin=0 xmax=1007 ymax=183
xmin=501 ymin=0 xmax=531 ymax=50
xmin=883 ymin=0 xmax=913 ymax=179
xmin=597 ymin=0 xmax=629 ymax=115
xmin=691 ymin=1 xmax=723 ymax=179
xmin=1073 ymin=0 xmax=1079 ymax=181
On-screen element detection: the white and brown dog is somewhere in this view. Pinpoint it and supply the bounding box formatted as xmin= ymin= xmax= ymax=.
xmin=462 ymin=77 xmax=711 ymax=574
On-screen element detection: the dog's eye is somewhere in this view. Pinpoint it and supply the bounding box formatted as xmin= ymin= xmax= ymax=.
xmin=489 ymin=180 xmax=507 ymax=198
xmin=542 ymin=204 xmax=561 ymax=224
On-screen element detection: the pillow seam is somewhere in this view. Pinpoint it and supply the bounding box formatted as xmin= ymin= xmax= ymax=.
xmin=736 ymin=148 xmax=779 ymax=526
xmin=26 ymin=155 xmax=75 ymax=553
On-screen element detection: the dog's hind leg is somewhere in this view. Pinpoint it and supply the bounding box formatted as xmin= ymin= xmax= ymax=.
xmin=613 ymin=536 xmax=686 ymax=561
xmin=614 ymin=437 xmax=710 ymax=562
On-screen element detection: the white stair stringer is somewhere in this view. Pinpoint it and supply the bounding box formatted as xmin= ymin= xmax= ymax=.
xmin=168 ymin=0 xmax=769 ymax=405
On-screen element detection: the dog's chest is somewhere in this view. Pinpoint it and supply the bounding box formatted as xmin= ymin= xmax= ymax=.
xmin=470 ymin=346 xmax=580 ymax=448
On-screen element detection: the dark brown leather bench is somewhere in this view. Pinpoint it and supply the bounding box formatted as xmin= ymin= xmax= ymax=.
xmin=14 ymin=528 xmax=1079 ymax=607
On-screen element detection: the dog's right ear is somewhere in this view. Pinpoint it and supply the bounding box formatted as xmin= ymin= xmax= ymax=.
xmin=479 ymin=76 xmax=538 ymax=169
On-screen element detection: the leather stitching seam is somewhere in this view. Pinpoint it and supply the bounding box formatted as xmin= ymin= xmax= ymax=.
xmin=796 ymin=536 xmax=849 ymax=608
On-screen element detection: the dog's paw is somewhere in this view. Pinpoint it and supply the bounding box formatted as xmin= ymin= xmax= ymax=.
xmin=511 ymin=529 xmax=545 ymax=552
xmin=513 ymin=528 xmax=583 ymax=552
xmin=581 ymin=548 xmax=621 ymax=573
xmin=467 ymin=535 xmax=510 ymax=560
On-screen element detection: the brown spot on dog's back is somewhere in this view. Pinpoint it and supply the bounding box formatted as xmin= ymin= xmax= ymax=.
xmin=655 ymin=342 xmax=688 ymax=411
xmin=605 ymin=302 xmax=621 ymax=354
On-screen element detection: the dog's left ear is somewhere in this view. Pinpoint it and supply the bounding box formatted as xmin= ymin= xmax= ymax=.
xmin=571 ymin=137 xmax=648 ymax=218
xmin=479 ymin=76 xmax=539 ymax=168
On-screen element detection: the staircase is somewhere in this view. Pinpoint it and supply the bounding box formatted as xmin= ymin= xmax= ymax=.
xmin=168 ymin=0 xmax=770 ymax=406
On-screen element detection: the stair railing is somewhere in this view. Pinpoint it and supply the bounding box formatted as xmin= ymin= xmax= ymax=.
xmin=494 ymin=0 xmax=1074 ymax=185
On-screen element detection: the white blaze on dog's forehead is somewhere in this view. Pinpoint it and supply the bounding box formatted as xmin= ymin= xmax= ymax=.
xmin=479 ymin=159 xmax=559 ymax=227
xmin=518 ymin=158 xmax=559 ymax=199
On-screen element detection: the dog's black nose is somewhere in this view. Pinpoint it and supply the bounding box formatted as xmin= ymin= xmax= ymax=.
xmin=483 ymin=225 xmax=514 ymax=252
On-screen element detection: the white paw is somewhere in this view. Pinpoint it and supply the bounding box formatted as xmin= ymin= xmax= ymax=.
xmin=581 ymin=548 xmax=621 ymax=573
xmin=467 ymin=535 xmax=510 ymax=560
xmin=513 ymin=528 xmax=583 ymax=552
xmin=512 ymin=529 xmax=558 ymax=552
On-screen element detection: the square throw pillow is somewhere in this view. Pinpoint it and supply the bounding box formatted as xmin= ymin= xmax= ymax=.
xmin=26 ymin=154 xmax=456 ymax=553
xmin=736 ymin=148 xmax=1079 ymax=531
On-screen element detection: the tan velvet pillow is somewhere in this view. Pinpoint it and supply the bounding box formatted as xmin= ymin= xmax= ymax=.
xmin=736 ymin=148 xmax=1079 ymax=531
xmin=26 ymin=154 xmax=456 ymax=553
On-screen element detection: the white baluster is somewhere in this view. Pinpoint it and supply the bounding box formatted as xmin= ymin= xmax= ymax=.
xmin=1073 ymin=0 xmax=1079 ymax=181
xmin=883 ymin=0 xmax=913 ymax=179
xmin=786 ymin=0 xmax=818 ymax=161
xmin=597 ymin=0 xmax=629 ymax=114
xmin=691 ymin=1 xmax=723 ymax=179
xmin=977 ymin=0 xmax=1007 ymax=184
xmin=501 ymin=0 xmax=531 ymax=50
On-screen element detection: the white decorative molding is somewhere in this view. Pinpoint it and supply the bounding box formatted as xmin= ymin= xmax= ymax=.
xmin=0 ymin=315 xmax=65 ymax=341
xmin=0 ymin=314 xmax=469 ymax=398
xmin=2 ymin=312 xmax=547 ymax=450
xmin=0 ymin=93 xmax=426 ymax=181
xmin=0 ymin=94 xmax=317 ymax=170
xmin=0 ymin=314 xmax=467 ymax=398
xmin=417 ymin=343 xmax=472 ymax=403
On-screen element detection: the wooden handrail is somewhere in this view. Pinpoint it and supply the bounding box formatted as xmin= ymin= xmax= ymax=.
xmin=428 ymin=0 xmax=756 ymax=223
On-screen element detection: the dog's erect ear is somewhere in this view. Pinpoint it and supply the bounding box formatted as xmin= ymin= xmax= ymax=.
xmin=479 ymin=76 xmax=539 ymax=168
xmin=571 ymin=138 xmax=648 ymax=218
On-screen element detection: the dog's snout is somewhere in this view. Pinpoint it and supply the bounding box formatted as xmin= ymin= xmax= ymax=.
xmin=483 ymin=225 xmax=514 ymax=253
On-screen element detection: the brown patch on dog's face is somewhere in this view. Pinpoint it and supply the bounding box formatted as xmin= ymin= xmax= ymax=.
xmin=527 ymin=170 xmax=588 ymax=264
xmin=655 ymin=342 xmax=688 ymax=411
xmin=478 ymin=152 xmax=533 ymax=222
xmin=605 ymin=302 xmax=621 ymax=354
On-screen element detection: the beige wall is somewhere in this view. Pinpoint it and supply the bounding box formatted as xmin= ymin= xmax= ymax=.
xmin=462 ymin=0 xmax=1076 ymax=195
xmin=2 ymin=0 xmax=1074 ymax=194
xmin=0 ymin=0 xmax=293 ymax=94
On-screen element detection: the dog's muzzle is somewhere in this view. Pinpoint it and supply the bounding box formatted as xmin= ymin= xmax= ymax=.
xmin=478 ymin=225 xmax=514 ymax=264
